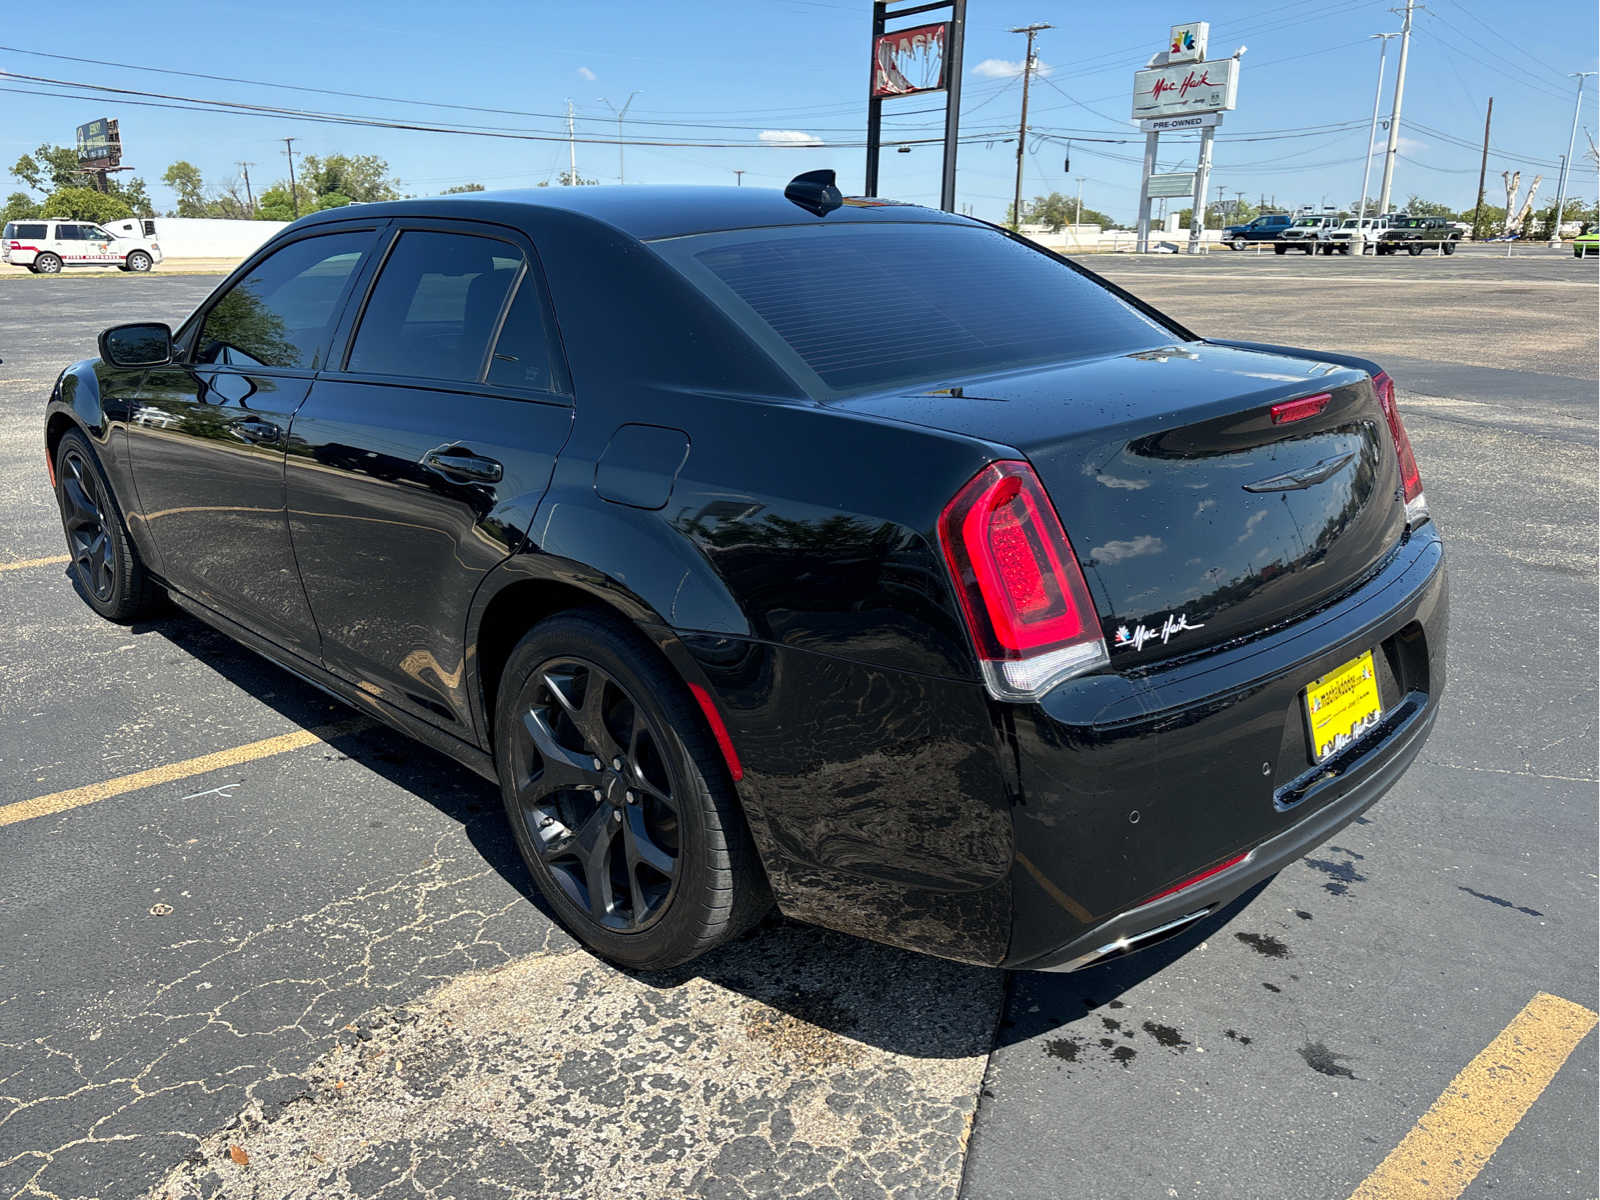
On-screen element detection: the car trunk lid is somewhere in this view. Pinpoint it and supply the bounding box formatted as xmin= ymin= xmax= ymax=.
xmin=833 ymin=342 xmax=1406 ymax=667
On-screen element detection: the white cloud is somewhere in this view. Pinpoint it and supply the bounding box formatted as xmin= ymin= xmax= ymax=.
xmin=759 ymin=129 xmax=825 ymax=146
xmin=1396 ymin=135 xmax=1428 ymax=152
xmin=1091 ymin=535 xmax=1164 ymax=564
xmin=576 ymin=66 xmax=596 ymax=81
xmin=972 ymin=57 xmax=1052 ymax=79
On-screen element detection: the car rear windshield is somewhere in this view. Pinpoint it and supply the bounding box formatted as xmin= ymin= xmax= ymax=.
xmin=650 ymin=223 xmax=1174 ymax=395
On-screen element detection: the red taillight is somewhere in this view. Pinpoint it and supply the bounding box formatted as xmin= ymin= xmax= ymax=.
xmin=1372 ymin=371 xmax=1426 ymax=522
xmin=939 ymin=461 xmax=1108 ymax=699
xmin=1269 ymin=392 xmax=1331 ymax=425
xmin=688 ymin=682 xmax=743 ymax=782
xmin=1140 ymin=851 xmax=1250 ymax=907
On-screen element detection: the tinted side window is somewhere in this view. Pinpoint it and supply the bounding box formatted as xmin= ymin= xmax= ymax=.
xmin=196 ymin=231 xmax=370 ymax=370
xmin=348 ymin=231 xmax=521 ymax=383
xmin=55 ymin=225 xmax=82 ymax=241
xmin=11 ymin=223 xmax=47 ymax=239
xmin=486 ymin=274 xmax=568 ymax=394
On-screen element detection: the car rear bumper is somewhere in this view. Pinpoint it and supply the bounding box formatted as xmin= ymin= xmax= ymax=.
xmin=1002 ymin=524 xmax=1447 ymax=970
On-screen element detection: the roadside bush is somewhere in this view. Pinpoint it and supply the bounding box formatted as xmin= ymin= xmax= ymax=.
xmin=40 ymin=187 xmax=133 ymax=223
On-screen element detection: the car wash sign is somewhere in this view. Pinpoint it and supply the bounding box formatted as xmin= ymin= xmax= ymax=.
xmin=1132 ymin=55 xmax=1238 ymax=120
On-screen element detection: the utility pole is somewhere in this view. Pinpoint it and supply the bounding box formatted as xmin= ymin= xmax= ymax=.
xmin=1550 ymin=72 xmax=1596 ymax=245
xmin=1074 ymin=177 xmax=1084 ymax=225
xmin=237 ymin=161 xmax=256 ymax=216
xmin=1376 ymin=0 xmax=1416 ymax=216
xmin=1358 ymin=32 xmax=1399 ymax=237
xmin=1008 ymin=23 xmax=1051 ymax=230
xmin=282 ymin=137 xmax=299 ymax=219
xmin=600 ymin=91 xmax=641 ymax=185
xmin=732 ymin=169 xmax=745 ymax=186
xmin=1471 ymin=97 xmax=1493 ymax=241
xmin=566 ymin=100 xmax=577 ymax=184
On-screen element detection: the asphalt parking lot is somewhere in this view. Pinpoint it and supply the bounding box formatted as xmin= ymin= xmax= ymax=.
xmin=1 ymin=247 xmax=1595 ymax=1200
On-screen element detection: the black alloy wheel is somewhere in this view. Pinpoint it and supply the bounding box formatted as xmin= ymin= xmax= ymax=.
xmin=494 ymin=610 xmax=769 ymax=969
xmin=53 ymin=430 xmax=160 ymax=622
xmin=511 ymin=657 xmax=682 ymax=932
xmin=1442 ymin=242 xmax=1456 ymax=255
xmin=1408 ymin=244 xmax=1423 ymax=255
xmin=58 ymin=446 xmax=116 ymax=604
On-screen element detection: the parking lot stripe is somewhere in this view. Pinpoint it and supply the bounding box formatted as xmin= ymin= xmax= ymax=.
xmin=0 ymin=554 xmax=68 ymax=572
xmin=1346 ymin=992 xmax=1598 ymax=1200
xmin=0 ymin=719 xmax=368 ymax=829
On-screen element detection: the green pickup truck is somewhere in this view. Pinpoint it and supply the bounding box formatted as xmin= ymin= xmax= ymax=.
xmin=1374 ymin=216 xmax=1463 ymax=256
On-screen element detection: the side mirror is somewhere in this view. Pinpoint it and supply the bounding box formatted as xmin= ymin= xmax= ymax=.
xmin=99 ymin=322 xmax=173 ymax=368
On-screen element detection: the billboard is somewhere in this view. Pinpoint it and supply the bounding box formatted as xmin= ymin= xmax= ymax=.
xmin=872 ymin=22 xmax=948 ymax=97
xmin=76 ymin=117 xmax=121 ymax=168
xmin=1131 ymin=57 xmax=1238 ymax=120
xmin=1167 ymin=21 xmax=1208 ymax=64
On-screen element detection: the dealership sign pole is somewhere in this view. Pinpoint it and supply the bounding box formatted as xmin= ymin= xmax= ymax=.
xmin=1131 ymin=23 xmax=1239 ymax=253
xmin=866 ymin=0 xmax=967 ymax=212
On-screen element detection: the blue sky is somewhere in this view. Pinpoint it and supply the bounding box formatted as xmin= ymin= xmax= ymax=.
xmin=2 ymin=0 xmax=1595 ymax=223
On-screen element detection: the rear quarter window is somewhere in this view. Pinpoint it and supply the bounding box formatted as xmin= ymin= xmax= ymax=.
xmin=652 ymin=223 xmax=1173 ymax=396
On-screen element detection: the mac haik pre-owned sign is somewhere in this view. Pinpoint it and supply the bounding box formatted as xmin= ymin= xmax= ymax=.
xmin=1131 ymin=56 xmax=1238 ymax=120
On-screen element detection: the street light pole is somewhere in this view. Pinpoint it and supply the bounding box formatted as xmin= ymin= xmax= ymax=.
xmin=1074 ymin=176 xmax=1083 ymax=225
xmin=1550 ymin=71 xmax=1596 ymax=246
xmin=600 ymin=90 xmax=642 ymax=185
xmin=1375 ymin=0 xmax=1414 ymax=216
xmin=1358 ymin=32 xmax=1398 ymax=240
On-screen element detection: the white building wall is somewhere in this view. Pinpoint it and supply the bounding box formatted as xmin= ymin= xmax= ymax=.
xmin=105 ymin=217 xmax=289 ymax=258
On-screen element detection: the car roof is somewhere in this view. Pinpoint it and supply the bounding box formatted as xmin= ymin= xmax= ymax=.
xmin=292 ymin=184 xmax=979 ymax=242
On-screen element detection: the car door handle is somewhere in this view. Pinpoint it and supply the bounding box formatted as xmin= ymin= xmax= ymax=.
xmin=230 ymin=417 xmax=282 ymax=444
xmin=421 ymin=447 xmax=503 ymax=483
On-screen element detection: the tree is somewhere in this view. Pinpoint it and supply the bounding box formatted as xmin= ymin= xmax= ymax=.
xmin=255 ymin=183 xmax=316 ymax=222
xmin=297 ymin=153 xmax=398 ymax=204
xmin=538 ymin=170 xmax=598 ymax=187
xmin=1401 ymin=195 xmax=1454 ymax=218
xmin=162 ymin=161 xmax=209 ymax=216
xmin=113 ymin=176 xmax=154 ymax=216
xmin=41 ymin=187 xmax=133 ymax=223
xmin=12 ymin=144 xmax=83 ymax=194
xmin=441 ymin=182 xmax=486 ymax=194
xmin=2 ymin=192 xmax=41 ymax=223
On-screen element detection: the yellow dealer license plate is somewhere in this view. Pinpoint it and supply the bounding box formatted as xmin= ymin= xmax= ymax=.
xmin=1303 ymin=649 xmax=1383 ymax=763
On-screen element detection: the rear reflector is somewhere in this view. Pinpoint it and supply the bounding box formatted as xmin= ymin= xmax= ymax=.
xmin=939 ymin=460 xmax=1108 ymax=700
xmin=688 ymin=682 xmax=743 ymax=782
xmin=45 ymin=448 xmax=56 ymax=489
xmin=1140 ymin=851 xmax=1250 ymax=907
xmin=1270 ymin=392 xmax=1331 ymax=424
xmin=1371 ymin=371 xmax=1427 ymax=524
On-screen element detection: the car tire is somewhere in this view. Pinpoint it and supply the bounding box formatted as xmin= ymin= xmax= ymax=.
xmin=125 ymin=251 xmax=153 ymax=272
xmin=34 ymin=252 xmax=62 ymax=274
xmin=1407 ymin=244 xmax=1423 ymax=255
xmin=53 ymin=429 xmax=163 ymax=623
xmin=1442 ymin=242 xmax=1456 ymax=255
xmin=493 ymin=609 xmax=771 ymax=970
xmin=1231 ymin=238 xmax=1247 ymax=250
xmin=1340 ymin=244 xmax=1352 ymax=255
xmin=1273 ymin=245 xmax=1286 ymax=255
xmin=1304 ymin=245 xmax=1314 ymax=254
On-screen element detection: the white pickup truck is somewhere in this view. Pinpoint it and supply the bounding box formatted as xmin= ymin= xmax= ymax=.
xmin=1316 ymin=216 xmax=1392 ymax=255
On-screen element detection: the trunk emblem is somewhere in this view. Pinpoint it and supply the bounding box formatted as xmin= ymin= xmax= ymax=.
xmin=1242 ymin=450 xmax=1357 ymax=493
xmin=1114 ymin=613 xmax=1205 ymax=652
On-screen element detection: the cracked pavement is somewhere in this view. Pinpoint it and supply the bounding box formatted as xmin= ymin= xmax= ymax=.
xmin=3 ymin=251 xmax=1596 ymax=1199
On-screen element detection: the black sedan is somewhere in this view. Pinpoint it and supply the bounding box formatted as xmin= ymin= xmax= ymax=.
xmin=44 ymin=173 xmax=1447 ymax=971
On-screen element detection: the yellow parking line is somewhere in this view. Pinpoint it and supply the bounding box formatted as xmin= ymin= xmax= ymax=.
xmin=1347 ymin=992 xmax=1598 ymax=1200
xmin=0 ymin=719 xmax=368 ymax=828
xmin=0 ymin=555 xmax=69 ymax=572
